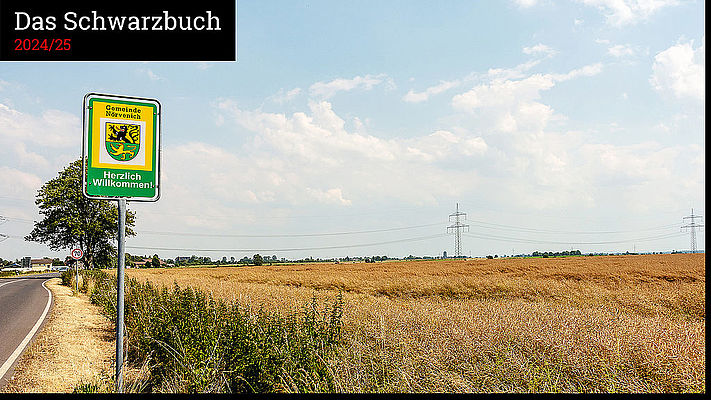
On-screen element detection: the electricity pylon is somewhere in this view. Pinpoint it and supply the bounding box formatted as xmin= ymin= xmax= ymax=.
xmin=447 ymin=203 xmax=469 ymax=258
xmin=681 ymin=208 xmax=704 ymax=253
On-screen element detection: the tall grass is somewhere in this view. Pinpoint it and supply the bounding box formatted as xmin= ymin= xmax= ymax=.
xmin=72 ymin=270 xmax=344 ymax=393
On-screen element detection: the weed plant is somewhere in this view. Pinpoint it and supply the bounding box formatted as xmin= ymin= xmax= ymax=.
xmin=70 ymin=270 xmax=344 ymax=393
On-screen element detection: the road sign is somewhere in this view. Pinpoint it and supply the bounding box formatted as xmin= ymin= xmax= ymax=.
xmin=82 ymin=93 xmax=161 ymax=393
xmin=82 ymin=93 xmax=161 ymax=201
xmin=71 ymin=248 xmax=83 ymax=260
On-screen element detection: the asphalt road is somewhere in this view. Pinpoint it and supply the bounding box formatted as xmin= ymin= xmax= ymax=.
xmin=0 ymin=273 xmax=59 ymax=389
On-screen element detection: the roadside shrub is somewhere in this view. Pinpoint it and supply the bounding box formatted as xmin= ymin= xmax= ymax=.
xmin=80 ymin=273 xmax=90 ymax=293
xmin=60 ymin=269 xmax=73 ymax=287
xmin=83 ymin=270 xmax=343 ymax=393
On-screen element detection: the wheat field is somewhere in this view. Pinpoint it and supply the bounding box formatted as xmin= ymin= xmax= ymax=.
xmin=124 ymin=253 xmax=705 ymax=392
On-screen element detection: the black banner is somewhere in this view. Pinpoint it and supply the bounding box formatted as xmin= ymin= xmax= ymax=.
xmin=0 ymin=0 xmax=236 ymax=61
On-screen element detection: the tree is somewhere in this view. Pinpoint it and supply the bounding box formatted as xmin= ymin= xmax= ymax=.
xmin=125 ymin=253 xmax=136 ymax=268
xmin=252 ymin=254 xmax=263 ymax=266
xmin=25 ymin=159 xmax=136 ymax=269
xmin=152 ymin=254 xmax=161 ymax=268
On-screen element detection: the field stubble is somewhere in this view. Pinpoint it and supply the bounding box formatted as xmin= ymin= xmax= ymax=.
xmin=125 ymin=254 xmax=704 ymax=392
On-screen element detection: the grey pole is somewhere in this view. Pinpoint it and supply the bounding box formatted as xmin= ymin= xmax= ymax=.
xmin=116 ymin=198 xmax=126 ymax=393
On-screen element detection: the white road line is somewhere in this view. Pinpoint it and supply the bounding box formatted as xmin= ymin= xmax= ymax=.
xmin=0 ymin=279 xmax=53 ymax=382
xmin=0 ymin=275 xmax=51 ymax=288
xmin=0 ymin=279 xmax=26 ymax=289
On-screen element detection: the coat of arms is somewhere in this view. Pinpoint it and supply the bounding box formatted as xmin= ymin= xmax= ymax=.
xmin=105 ymin=122 xmax=140 ymax=161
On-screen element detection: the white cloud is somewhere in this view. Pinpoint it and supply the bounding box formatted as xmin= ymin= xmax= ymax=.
xmin=208 ymin=98 xmax=490 ymax=207
xmin=486 ymin=58 xmax=543 ymax=81
xmin=12 ymin=142 xmax=50 ymax=169
xmin=309 ymin=74 xmax=394 ymax=99
xmin=305 ymin=187 xmax=352 ymax=206
xmin=212 ymin=65 xmax=645 ymax=218
xmin=269 ymin=87 xmax=302 ymax=104
xmin=448 ymin=64 xmax=600 ymax=139
xmin=219 ymin=99 xmax=399 ymax=165
xmin=451 ymin=74 xmax=557 ymax=111
xmin=441 ymin=60 xmax=649 ymax=208
xmin=404 ymin=55 xmax=553 ymax=105
xmin=0 ymin=103 xmax=79 ymax=148
xmin=196 ymin=62 xmax=212 ymax=71
xmin=650 ymin=38 xmax=705 ymax=101
xmin=522 ymin=43 xmax=557 ymax=57
xmin=553 ymin=63 xmax=604 ymax=81
xmin=579 ymin=0 xmax=680 ymax=26
xmin=514 ymin=0 xmax=538 ymax=8
xmin=136 ymin=68 xmax=163 ymax=81
xmin=580 ymin=142 xmax=683 ymax=184
xmin=608 ymin=44 xmax=636 ymax=57
xmin=402 ymin=80 xmax=461 ymax=103
xmin=405 ymin=130 xmax=487 ymax=161
xmin=0 ymin=166 xmax=43 ymax=199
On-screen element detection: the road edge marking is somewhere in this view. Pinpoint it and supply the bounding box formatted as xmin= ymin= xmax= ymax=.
xmin=0 ymin=278 xmax=54 ymax=382
xmin=0 ymin=279 xmax=26 ymax=289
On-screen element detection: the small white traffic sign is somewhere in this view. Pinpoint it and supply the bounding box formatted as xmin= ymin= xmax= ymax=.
xmin=71 ymin=248 xmax=83 ymax=260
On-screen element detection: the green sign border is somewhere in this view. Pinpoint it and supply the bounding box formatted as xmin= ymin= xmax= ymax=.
xmin=82 ymin=93 xmax=161 ymax=202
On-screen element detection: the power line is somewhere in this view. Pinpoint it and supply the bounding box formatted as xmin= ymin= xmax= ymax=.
xmin=0 ymin=208 xmax=692 ymax=254
xmin=136 ymin=221 xmax=447 ymax=238
xmin=465 ymin=220 xmax=679 ymax=235
xmin=0 ymin=233 xmax=26 ymax=242
xmin=0 ymin=196 xmax=32 ymax=202
xmin=125 ymin=233 xmax=449 ymax=253
xmin=131 ymin=205 xmax=429 ymax=221
xmin=0 ymin=215 xmax=34 ymax=223
xmin=0 ymin=212 xmax=683 ymax=236
xmin=464 ymin=231 xmax=686 ymax=246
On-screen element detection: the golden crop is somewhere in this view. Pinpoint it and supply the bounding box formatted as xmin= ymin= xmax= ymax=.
xmin=125 ymin=253 xmax=705 ymax=392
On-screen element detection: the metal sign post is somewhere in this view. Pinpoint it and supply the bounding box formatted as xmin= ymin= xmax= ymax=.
xmin=82 ymin=93 xmax=161 ymax=393
xmin=116 ymin=199 xmax=126 ymax=392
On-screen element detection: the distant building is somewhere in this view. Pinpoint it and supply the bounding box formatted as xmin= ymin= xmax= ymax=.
xmin=31 ymin=258 xmax=53 ymax=272
xmin=0 ymin=263 xmax=23 ymax=271
xmin=134 ymin=258 xmax=166 ymax=268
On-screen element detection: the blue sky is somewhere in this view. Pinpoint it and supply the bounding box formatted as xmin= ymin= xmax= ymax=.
xmin=0 ymin=0 xmax=705 ymax=261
